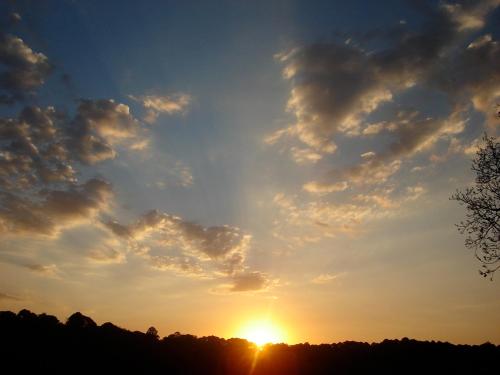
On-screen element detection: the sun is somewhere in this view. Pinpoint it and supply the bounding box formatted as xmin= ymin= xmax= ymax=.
xmin=237 ymin=319 xmax=285 ymax=347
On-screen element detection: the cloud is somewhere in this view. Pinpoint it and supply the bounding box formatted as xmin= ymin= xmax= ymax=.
xmin=0 ymin=100 xmax=150 ymax=239
xmin=9 ymin=13 xmax=22 ymax=24
xmin=430 ymin=32 xmax=500 ymax=127
xmin=0 ymin=106 xmax=75 ymax=190
xmin=69 ymin=99 xmax=143 ymax=164
xmin=429 ymin=136 xmax=481 ymax=162
xmin=104 ymin=209 xmax=253 ymax=280
xmin=165 ymin=161 xmax=193 ymax=187
xmin=129 ymin=93 xmax=191 ymax=123
xmin=149 ymin=255 xmax=204 ymax=276
xmin=0 ymin=178 xmax=112 ymax=236
xmin=272 ymin=186 xmax=426 ymax=246
xmin=267 ymin=0 xmax=499 ymax=185
xmin=442 ymin=0 xmax=499 ymax=31
xmin=107 ymin=209 xmax=250 ymax=259
xmin=0 ymin=100 xmax=146 ymax=196
xmin=0 ymin=292 xmax=21 ymax=301
xmin=303 ymin=180 xmax=348 ymax=194
xmin=272 ymin=192 xmax=374 ymax=243
xmin=87 ymin=246 xmax=125 ymax=264
xmin=290 ymin=147 xmax=323 ymax=165
xmin=311 ymin=273 xmax=343 ymax=284
xmin=103 ymin=210 xmax=270 ymax=291
xmin=306 ymin=109 xmax=467 ymax=190
xmin=24 ymin=263 xmax=59 ymax=277
xmin=0 ymin=33 xmax=51 ymax=103
xmin=229 ymin=271 xmax=269 ymax=292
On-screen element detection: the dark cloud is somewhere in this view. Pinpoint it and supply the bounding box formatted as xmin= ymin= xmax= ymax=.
xmin=0 ymin=33 xmax=52 ymax=103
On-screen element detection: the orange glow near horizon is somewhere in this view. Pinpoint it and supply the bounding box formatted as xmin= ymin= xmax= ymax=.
xmin=236 ymin=319 xmax=287 ymax=347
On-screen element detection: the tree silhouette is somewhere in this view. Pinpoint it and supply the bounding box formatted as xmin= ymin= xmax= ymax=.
xmin=451 ymin=134 xmax=500 ymax=279
xmin=0 ymin=309 xmax=499 ymax=374
xmin=146 ymin=326 xmax=159 ymax=339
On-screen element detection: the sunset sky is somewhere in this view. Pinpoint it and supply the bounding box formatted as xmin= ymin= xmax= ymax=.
xmin=0 ymin=0 xmax=499 ymax=345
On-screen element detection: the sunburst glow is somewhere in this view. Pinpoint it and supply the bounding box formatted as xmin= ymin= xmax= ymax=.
xmin=238 ymin=319 xmax=286 ymax=346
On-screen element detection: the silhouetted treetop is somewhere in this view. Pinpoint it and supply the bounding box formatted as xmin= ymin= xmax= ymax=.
xmin=146 ymin=326 xmax=159 ymax=339
xmin=0 ymin=309 xmax=499 ymax=374
xmin=66 ymin=312 xmax=97 ymax=329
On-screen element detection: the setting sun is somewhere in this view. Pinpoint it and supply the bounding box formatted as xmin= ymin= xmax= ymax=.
xmin=237 ymin=319 xmax=286 ymax=346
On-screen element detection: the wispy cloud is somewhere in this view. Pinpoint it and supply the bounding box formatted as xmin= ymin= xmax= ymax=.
xmin=0 ymin=292 xmax=21 ymax=301
xmin=129 ymin=93 xmax=191 ymax=123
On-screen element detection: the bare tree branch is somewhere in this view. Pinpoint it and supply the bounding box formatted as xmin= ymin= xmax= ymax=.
xmin=451 ymin=134 xmax=500 ymax=280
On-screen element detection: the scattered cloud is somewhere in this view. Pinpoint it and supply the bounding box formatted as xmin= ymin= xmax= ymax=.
xmin=150 ymin=255 xmax=204 ymax=276
xmin=129 ymin=93 xmax=191 ymax=123
xmin=103 ymin=210 xmax=262 ymax=289
xmin=0 ymin=33 xmax=52 ymax=104
xmin=0 ymin=178 xmax=113 ymax=236
xmin=272 ymin=185 xmax=427 ymax=246
xmin=311 ymin=273 xmax=343 ymax=285
xmin=267 ymin=0 xmax=499 ymax=201
xmin=0 ymin=98 xmax=151 ymax=238
xmin=302 ymin=108 xmax=467 ymax=192
xmin=430 ymin=32 xmax=500 ymax=127
xmin=230 ymin=271 xmax=269 ymax=292
xmin=303 ymin=180 xmax=348 ymax=194
xmin=290 ymin=147 xmax=323 ymax=165
xmin=105 ymin=209 xmax=250 ymax=260
xmin=69 ymin=99 xmax=144 ymax=164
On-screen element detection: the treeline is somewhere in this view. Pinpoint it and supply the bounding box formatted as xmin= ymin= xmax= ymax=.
xmin=0 ymin=309 xmax=498 ymax=374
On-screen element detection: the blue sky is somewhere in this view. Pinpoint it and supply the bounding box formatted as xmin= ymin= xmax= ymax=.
xmin=0 ymin=0 xmax=499 ymax=344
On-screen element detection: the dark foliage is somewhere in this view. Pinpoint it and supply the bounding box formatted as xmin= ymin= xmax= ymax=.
xmin=0 ymin=310 xmax=499 ymax=374
xmin=451 ymin=134 xmax=500 ymax=278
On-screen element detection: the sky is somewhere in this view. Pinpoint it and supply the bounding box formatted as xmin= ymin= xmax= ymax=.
xmin=0 ymin=0 xmax=499 ymax=345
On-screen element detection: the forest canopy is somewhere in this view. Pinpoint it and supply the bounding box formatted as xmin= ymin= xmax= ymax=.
xmin=0 ymin=309 xmax=498 ymax=375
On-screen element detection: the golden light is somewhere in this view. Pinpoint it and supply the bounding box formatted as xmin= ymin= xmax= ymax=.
xmin=237 ymin=319 xmax=286 ymax=347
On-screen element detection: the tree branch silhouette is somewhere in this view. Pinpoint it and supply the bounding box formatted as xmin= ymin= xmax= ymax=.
xmin=451 ymin=134 xmax=500 ymax=279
